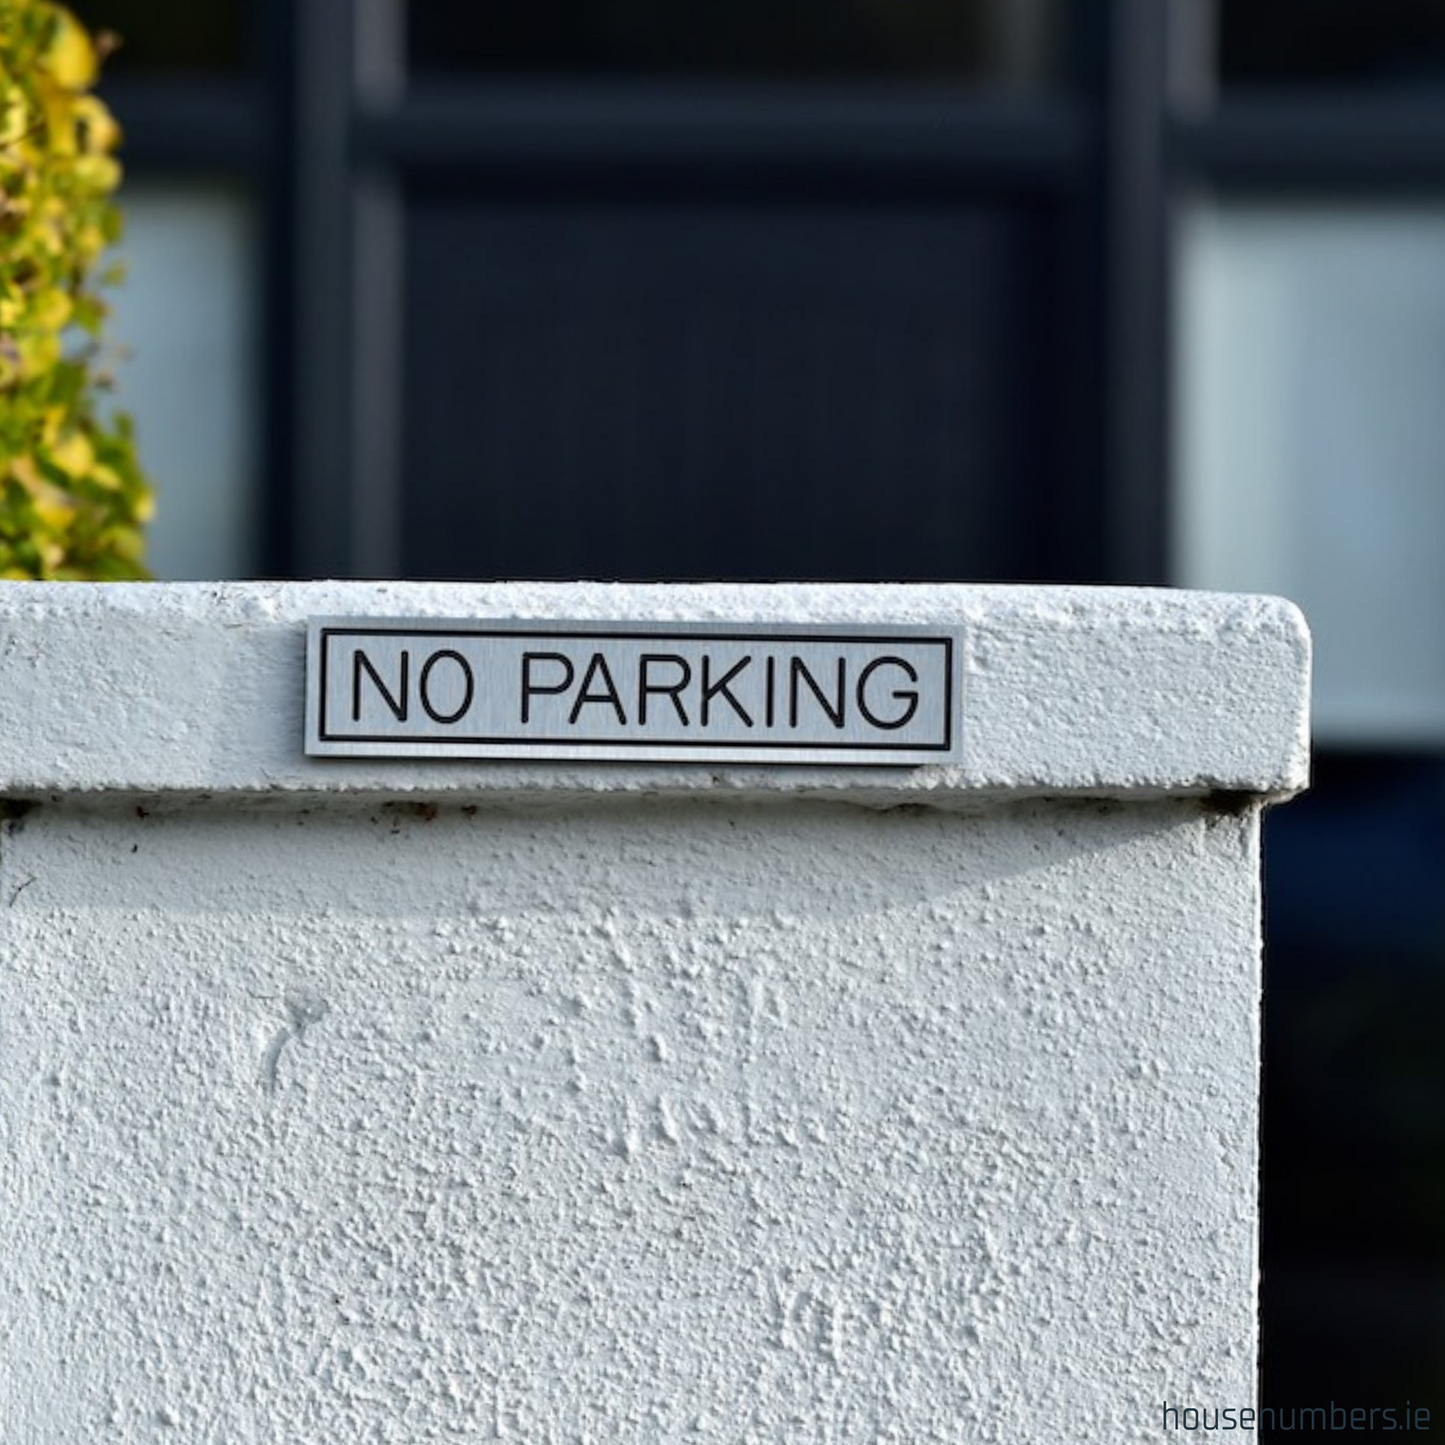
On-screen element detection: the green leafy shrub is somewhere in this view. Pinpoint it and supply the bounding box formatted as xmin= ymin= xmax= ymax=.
xmin=0 ymin=0 xmax=151 ymax=578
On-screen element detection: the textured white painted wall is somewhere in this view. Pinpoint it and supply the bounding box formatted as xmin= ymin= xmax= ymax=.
xmin=0 ymin=581 xmax=1308 ymax=800
xmin=0 ymin=585 xmax=1308 ymax=1444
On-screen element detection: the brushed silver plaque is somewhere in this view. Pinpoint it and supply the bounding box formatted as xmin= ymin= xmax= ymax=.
xmin=306 ymin=620 xmax=962 ymax=765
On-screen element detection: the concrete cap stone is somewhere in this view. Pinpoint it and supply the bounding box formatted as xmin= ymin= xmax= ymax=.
xmin=0 ymin=581 xmax=1310 ymax=805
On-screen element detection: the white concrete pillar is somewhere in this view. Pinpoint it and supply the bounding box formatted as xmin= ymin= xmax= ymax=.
xmin=0 ymin=583 xmax=1308 ymax=1443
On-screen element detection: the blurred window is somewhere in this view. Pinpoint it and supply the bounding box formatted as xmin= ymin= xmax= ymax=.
xmin=406 ymin=0 xmax=1064 ymax=86
xmin=1218 ymin=0 xmax=1445 ymax=88
xmin=68 ymin=0 xmax=248 ymax=76
xmin=1174 ymin=200 xmax=1445 ymax=746
xmin=106 ymin=183 xmax=261 ymax=580
xmin=400 ymin=190 xmax=1061 ymax=582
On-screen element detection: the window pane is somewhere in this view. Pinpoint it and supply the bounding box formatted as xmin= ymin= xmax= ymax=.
xmin=400 ymin=190 xmax=1062 ymax=582
xmin=407 ymin=0 xmax=1064 ymax=86
xmin=1174 ymin=200 xmax=1445 ymax=745
xmin=69 ymin=1 xmax=248 ymax=76
xmin=106 ymin=184 xmax=260 ymax=580
xmin=1219 ymin=0 xmax=1445 ymax=88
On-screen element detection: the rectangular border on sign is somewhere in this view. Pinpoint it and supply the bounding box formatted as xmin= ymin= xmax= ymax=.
xmin=306 ymin=619 xmax=963 ymax=765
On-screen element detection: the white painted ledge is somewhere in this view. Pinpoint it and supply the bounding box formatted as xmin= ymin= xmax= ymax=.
xmin=0 ymin=582 xmax=1309 ymax=803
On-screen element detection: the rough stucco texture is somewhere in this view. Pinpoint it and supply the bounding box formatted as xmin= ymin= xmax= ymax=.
xmin=0 ymin=796 xmax=1260 ymax=1443
xmin=0 ymin=581 xmax=1310 ymax=799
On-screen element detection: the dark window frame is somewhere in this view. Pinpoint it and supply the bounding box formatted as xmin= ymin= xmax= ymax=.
xmin=95 ymin=0 xmax=1445 ymax=580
